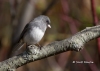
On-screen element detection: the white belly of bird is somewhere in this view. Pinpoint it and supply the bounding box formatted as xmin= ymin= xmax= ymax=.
xmin=24 ymin=27 xmax=44 ymax=45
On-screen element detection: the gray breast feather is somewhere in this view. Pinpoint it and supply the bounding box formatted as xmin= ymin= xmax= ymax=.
xmin=23 ymin=27 xmax=44 ymax=45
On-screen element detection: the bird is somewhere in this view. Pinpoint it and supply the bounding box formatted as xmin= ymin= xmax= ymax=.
xmin=12 ymin=15 xmax=51 ymax=53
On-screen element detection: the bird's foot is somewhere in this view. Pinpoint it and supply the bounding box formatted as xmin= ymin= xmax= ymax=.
xmin=36 ymin=43 xmax=42 ymax=50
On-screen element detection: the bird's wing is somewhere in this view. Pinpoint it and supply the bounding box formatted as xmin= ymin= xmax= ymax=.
xmin=17 ymin=21 xmax=38 ymax=43
xmin=17 ymin=23 xmax=30 ymax=43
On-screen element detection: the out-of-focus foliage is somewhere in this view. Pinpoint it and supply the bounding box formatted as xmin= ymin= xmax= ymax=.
xmin=96 ymin=6 xmax=100 ymax=18
xmin=0 ymin=0 xmax=100 ymax=71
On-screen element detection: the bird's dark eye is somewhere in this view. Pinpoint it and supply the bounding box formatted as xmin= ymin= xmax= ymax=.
xmin=46 ymin=20 xmax=49 ymax=24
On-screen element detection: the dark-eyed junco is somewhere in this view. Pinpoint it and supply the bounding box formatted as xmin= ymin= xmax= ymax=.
xmin=13 ymin=15 xmax=51 ymax=52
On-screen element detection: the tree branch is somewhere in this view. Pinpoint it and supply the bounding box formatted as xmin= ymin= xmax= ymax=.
xmin=0 ymin=25 xmax=100 ymax=71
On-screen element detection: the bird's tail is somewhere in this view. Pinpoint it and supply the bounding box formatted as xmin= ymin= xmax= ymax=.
xmin=11 ymin=42 xmax=25 ymax=56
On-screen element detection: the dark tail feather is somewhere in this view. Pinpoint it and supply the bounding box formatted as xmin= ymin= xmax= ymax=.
xmin=11 ymin=42 xmax=25 ymax=56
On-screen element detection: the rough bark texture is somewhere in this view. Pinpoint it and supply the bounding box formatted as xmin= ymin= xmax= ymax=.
xmin=0 ymin=25 xmax=100 ymax=71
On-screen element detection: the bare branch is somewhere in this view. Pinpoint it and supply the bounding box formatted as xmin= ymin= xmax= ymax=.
xmin=0 ymin=25 xmax=100 ymax=71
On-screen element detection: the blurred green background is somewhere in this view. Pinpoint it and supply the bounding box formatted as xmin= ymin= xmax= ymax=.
xmin=0 ymin=0 xmax=100 ymax=71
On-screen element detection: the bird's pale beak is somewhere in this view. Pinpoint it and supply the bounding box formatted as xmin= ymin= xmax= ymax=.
xmin=48 ymin=24 xmax=51 ymax=28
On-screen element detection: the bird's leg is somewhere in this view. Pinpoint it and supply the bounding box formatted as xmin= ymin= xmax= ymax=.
xmin=23 ymin=43 xmax=29 ymax=60
xmin=36 ymin=43 xmax=42 ymax=50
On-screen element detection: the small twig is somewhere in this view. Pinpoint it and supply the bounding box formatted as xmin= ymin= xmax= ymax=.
xmin=90 ymin=0 xmax=98 ymax=25
xmin=90 ymin=0 xmax=100 ymax=61
xmin=42 ymin=0 xmax=58 ymax=15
